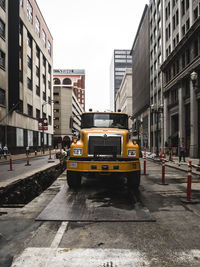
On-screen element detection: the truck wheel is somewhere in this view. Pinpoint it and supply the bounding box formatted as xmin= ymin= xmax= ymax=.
xmin=67 ymin=171 xmax=81 ymax=188
xmin=127 ymin=171 xmax=140 ymax=189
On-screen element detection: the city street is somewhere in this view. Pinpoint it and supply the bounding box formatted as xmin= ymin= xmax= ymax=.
xmin=1 ymin=159 xmax=200 ymax=266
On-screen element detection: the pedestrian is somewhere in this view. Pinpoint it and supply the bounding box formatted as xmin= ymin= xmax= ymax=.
xmin=0 ymin=144 xmax=2 ymax=159
xmin=179 ymin=138 xmax=186 ymax=163
xmin=3 ymin=144 xmax=8 ymax=160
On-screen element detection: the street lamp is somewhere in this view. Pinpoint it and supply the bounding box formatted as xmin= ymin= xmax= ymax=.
xmin=151 ymin=104 xmax=163 ymax=157
xmin=41 ymin=99 xmax=54 ymax=154
xmin=190 ymin=71 xmax=200 ymax=169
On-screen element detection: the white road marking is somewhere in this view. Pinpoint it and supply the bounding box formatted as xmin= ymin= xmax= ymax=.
xmin=11 ymin=248 xmax=150 ymax=267
xmin=50 ymin=222 xmax=68 ymax=248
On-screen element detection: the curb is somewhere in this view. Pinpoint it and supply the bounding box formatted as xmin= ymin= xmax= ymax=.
xmin=146 ymin=158 xmax=200 ymax=177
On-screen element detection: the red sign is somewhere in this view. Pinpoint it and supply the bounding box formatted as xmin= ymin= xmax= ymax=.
xmin=38 ymin=118 xmax=48 ymax=131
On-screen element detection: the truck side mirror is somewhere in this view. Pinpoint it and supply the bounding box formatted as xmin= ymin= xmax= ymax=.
xmin=69 ymin=116 xmax=73 ymax=129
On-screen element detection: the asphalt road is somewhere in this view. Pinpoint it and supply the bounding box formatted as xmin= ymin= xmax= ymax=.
xmin=1 ymin=159 xmax=200 ymax=266
xmin=0 ymin=155 xmax=58 ymax=183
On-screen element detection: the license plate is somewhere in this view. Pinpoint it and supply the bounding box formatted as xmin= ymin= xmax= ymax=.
xmin=69 ymin=162 xmax=77 ymax=168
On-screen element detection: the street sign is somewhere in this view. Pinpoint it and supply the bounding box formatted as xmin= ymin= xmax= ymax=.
xmin=38 ymin=118 xmax=48 ymax=131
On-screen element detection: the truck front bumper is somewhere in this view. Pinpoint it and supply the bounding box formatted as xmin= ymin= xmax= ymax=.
xmin=67 ymin=159 xmax=140 ymax=173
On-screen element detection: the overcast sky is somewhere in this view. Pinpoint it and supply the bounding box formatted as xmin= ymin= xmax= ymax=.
xmin=37 ymin=0 xmax=149 ymax=111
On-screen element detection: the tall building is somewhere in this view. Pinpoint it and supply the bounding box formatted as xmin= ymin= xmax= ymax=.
xmin=161 ymin=0 xmax=200 ymax=158
xmin=131 ymin=5 xmax=150 ymax=149
xmin=149 ymin=0 xmax=164 ymax=153
xmin=53 ymin=69 xmax=85 ymax=148
xmin=115 ymin=68 xmax=132 ymax=130
xmin=110 ymin=49 xmax=132 ymax=111
xmin=0 ymin=0 xmax=53 ymax=154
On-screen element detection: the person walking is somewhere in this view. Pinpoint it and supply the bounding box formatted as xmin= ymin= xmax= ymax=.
xmin=3 ymin=144 xmax=8 ymax=160
xmin=179 ymin=138 xmax=186 ymax=163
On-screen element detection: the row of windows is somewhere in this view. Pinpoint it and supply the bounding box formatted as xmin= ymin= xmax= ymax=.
xmin=53 ymin=78 xmax=72 ymax=85
xmin=27 ymin=104 xmax=52 ymax=124
xmin=20 ymin=0 xmax=52 ymax=56
xmin=165 ymin=38 xmax=199 ymax=83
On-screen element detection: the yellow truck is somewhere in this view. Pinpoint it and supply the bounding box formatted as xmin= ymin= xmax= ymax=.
xmin=67 ymin=111 xmax=140 ymax=188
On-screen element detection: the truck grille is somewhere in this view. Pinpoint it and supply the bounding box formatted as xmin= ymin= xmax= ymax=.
xmin=88 ymin=135 xmax=122 ymax=156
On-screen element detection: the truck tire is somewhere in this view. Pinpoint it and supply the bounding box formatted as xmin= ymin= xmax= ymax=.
xmin=127 ymin=171 xmax=140 ymax=189
xmin=67 ymin=171 xmax=82 ymax=188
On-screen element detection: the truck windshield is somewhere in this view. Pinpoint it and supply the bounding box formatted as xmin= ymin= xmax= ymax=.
xmin=81 ymin=113 xmax=128 ymax=129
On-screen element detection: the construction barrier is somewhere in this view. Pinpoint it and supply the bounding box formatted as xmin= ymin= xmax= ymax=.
xmin=162 ymin=156 xmax=165 ymax=184
xmin=187 ymin=160 xmax=192 ymax=202
xmin=25 ymin=154 xmax=31 ymax=166
xmin=49 ymin=149 xmax=52 ymax=160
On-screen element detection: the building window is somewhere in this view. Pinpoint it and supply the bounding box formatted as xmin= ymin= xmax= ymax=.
xmin=48 ymin=116 xmax=52 ymax=125
xmin=53 ymin=92 xmax=59 ymax=96
xmin=36 ymin=46 xmax=40 ymax=58
xmin=27 ymin=0 xmax=33 ymax=24
xmin=43 ymin=74 xmax=46 ymax=85
xmin=181 ymin=0 xmax=185 ymax=16
xmin=43 ymin=91 xmax=46 ymax=101
xmin=36 ymin=85 xmax=40 ymax=96
xmin=42 ymin=30 xmax=46 ymax=47
xmin=0 ymin=19 xmax=5 ymax=39
xmin=0 ymin=0 xmax=5 ymax=10
xmin=35 ymin=17 xmax=40 ymax=37
xmin=27 ymin=77 xmax=32 ymax=90
xmin=194 ymin=7 xmax=198 ymax=21
xmin=48 ymin=81 xmax=51 ymax=90
xmin=36 ymin=66 xmax=40 ymax=77
xmin=43 ymin=55 xmax=46 ymax=67
xmin=176 ymin=10 xmax=179 ymax=25
xmin=0 ymin=49 xmax=5 ymax=69
xmin=27 ymin=55 xmax=32 ymax=69
xmin=27 ymin=104 xmax=33 ymax=117
xmin=186 ymin=0 xmax=189 ymax=10
xmin=27 ymin=33 xmax=32 ymax=48
xmin=48 ymin=64 xmax=51 ymax=74
xmin=186 ymin=18 xmax=190 ymax=31
xmin=173 ymin=15 xmax=176 ymax=30
xmin=53 ymin=78 xmax=61 ymax=85
xmin=36 ymin=108 xmax=40 ymax=119
xmin=182 ymin=24 xmax=185 ymax=36
xmin=47 ymin=41 xmax=51 ymax=56
xmin=0 ymin=88 xmax=5 ymax=105
xmin=176 ymin=33 xmax=179 ymax=44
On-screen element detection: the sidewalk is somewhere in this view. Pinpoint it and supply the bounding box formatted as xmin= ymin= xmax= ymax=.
xmin=147 ymin=153 xmax=200 ymax=176
xmin=0 ymin=149 xmax=59 ymax=163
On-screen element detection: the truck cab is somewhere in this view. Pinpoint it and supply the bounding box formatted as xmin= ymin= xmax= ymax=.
xmin=67 ymin=111 xmax=140 ymax=188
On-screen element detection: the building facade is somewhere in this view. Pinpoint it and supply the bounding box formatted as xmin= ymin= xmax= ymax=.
xmin=131 ymin=5 xmax=150 ymax=149
xmin=161 ymin=0 xmax=200 ymax=158
xmin=115 ymin=68 xmax=132 ymax=130
xmin=53 ymin=69 xmax=85 ymax=148
xmin=0 ymin=0 xmax=53 ymax=154
xmin=110 ymin=50 xmax=132 ymax=111
xmin=149 ymin=0 xmax=164 ymax=153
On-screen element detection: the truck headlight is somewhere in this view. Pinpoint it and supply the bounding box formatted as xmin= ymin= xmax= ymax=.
xmin=73 ymin=148 xmax=83 ymax=156
xmin=127 ymin=149 xmax=137 ymax=157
